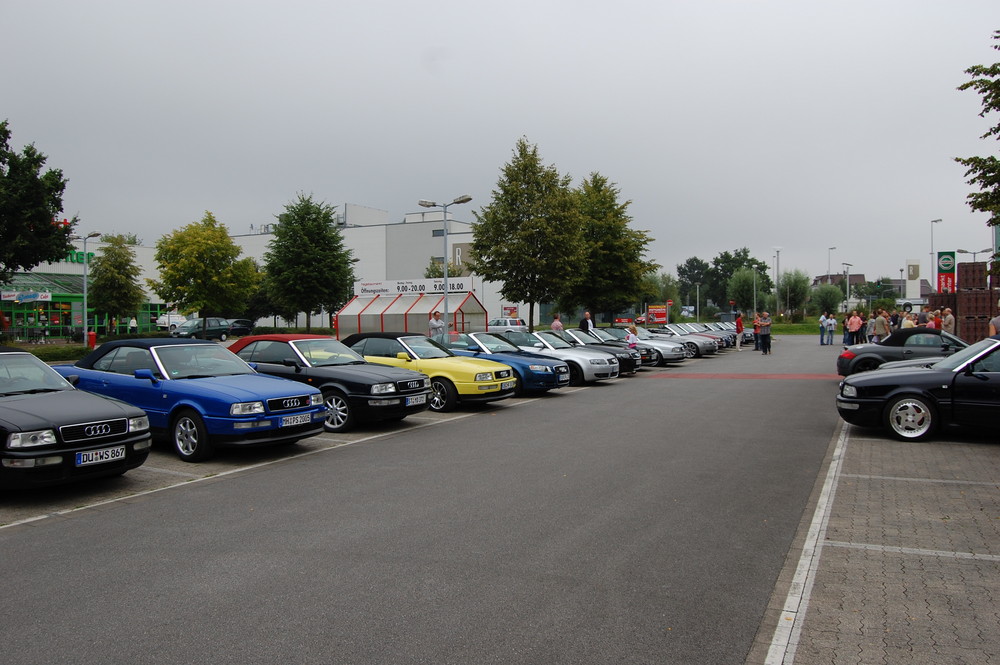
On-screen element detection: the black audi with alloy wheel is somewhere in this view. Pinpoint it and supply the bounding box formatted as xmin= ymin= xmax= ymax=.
xmin=836 ymin=335 xmax=1000 ymax=441
xmin=228 ymin=334 xmax=431 ymax=432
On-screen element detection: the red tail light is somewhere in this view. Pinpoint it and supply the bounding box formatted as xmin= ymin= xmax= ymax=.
xmin=839 ymin=350 xmax=857 ymax=360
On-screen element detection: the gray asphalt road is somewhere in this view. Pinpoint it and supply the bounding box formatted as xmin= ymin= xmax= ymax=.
xmin=0 ymin=337 xmax=844 ymax=665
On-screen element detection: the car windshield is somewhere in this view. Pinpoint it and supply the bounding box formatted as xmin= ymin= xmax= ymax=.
xmin=400 ymin=336 xmax=452 ymax=359
xmin=599 ymin=328 xmax=627 ymax=340
xmin=175 ymin=319 xmax=201 ymax=331
xmin=0 ymin=352 xmax=74 ymax=395
xmin=472 ymin=333 xmax=520 ymax=353
xmin=633 ymin=326 xmax=655 ymax=339
xmin=535 ymin=332 xmax=573 ymax=349
xmin=153 ymin=344 xmax=256 ymax=378
xmin=931 ymin=338 xmax=1000 ymax=371
xmin=291 ymin=339 xmax=366 ymax=366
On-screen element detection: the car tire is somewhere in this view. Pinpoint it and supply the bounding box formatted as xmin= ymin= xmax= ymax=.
xmin=429 ymin=377 xmax=458 ymax=412
xmin=219 ymin=333 xmax=228 ymax=342
xmin=169 ymin=324 xmax=177 ymax=331
xmin=323 ymin=389 xmax=355 ymax=432
xmin=512 ymin=372 xmax=525 ymax=396
xmin=652 ymin=350 xmax=665 ymax=367
xmin=567 ymin=362 xmax=584 ymax=386
xmin=684 ymin=342 xmax=698 ymax=359
xmin=884 ymin=394 xmax=936 ymax=441
xmin=171 ymin=409 xmax=213 ymax=462
xmin=854 ymin=357 xmax=881 ymax=373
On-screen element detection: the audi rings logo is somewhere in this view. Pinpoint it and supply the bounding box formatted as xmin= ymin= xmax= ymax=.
xmin=85 ymin=424 xmax=112 ymax=437
xmin=406 ymin=381 xmax=421 ymax=389
xmin=283 ymin=398 xmax=302 ymax=408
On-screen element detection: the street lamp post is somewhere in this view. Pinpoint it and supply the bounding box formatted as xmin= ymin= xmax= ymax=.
xmin=70 ymin=231 xmax=102 ymax=343
xmin=827 ymin=246 xmax=836 ymax=284
xmin=899 ymin=268 xmax=904 ymax=297
xmin=418 ymin=195 xmax=472 ymax=327
xmin=773 ymin=247 xmax=782 ymax=317
xmin=957 ymin=247 xmax=992 ymax=263
xmin=930 ymin=218 xmax=942 ymax=292
xmin=842 ymin=262 xmax=853 ymax=312
xmin=695 ymin=283 xmax=700 ymax=322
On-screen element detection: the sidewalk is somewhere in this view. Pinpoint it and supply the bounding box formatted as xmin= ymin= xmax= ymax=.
xmin=749 ymin=417 xmax=1000 ymax=664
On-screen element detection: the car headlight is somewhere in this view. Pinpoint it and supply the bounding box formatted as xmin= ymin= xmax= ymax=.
xmin=842 ymin=384 xmax=858 ymax=398
xmin=370 ymin=383 xmax=397 ymax=395
xmin=310 ymin=394 xmax=324 ymax=406
xmin=8 ymin=429 xmax=58 ymax=449
xmin=589 ymin=358 xmax=608 ymax=365
xmin=528 ymin=364 xmax=552 ymax=372
xmin=475 ymin=372 xmax=493 ymax=382
xmin=129 ymin=416 xmax=150 ymax=432
xmin=230 ymin=401 xmax=265 ymax=416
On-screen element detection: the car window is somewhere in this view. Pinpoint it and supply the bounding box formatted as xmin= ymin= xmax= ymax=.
xmin=361 ymin=337 xmax=405 ymax=358
xmin=401 ymin=336 xmax=451 ymax=359
xmin=241 ymin=340 xmax=297 ymax=364
xmin=0 ymin=352 xmax=72 ymax=394
xmin=433 ymin=333 xmax=473 ymax=350
xmin=971 ymin=349 xmax=1000 ymax=373
xmin=904 ymin=333 xmax=941 ymax=347
xmin=475 ymin=334 xmax=519 ymax=353
xmin=154 ymin=344 xmax=255 ymax=378
xmin=293 ymin=339 xmax=366 ymax=366
xmin=503 ymin=331 xmax=533 ymax=347
xmin=536 ymin=332 xmax=573 ymax=349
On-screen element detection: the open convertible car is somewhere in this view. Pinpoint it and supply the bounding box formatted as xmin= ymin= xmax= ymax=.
xmin=1 ymin=346 xmax=151 ymax=488
xmin=228 ymin=334 xmax=432 ymax=432
xmin=836 ymin=335 xmax=1000 ymax=441
xmin=53 ymin=339 xmax=327 ymax=462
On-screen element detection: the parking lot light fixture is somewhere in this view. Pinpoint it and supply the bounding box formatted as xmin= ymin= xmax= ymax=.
xmin=418 ymin=196 xmax=473 ymax=326
xmin=930 ymin=218 xmax=942 ymax=292
xmin=957 ymin=247 xmax=992 ymax=263
xmin=70 ymin=231 xmax=102 ymax=342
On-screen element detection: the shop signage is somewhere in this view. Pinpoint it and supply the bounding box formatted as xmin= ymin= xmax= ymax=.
xmin=2 ymin=291 xmax=53 ymax=303
xmin=648 ymin=305 xmax=668 ymax=323
xmin=353 ymin=278 xmax=472 ymax=296
xmin=502 ymin=306 xmax=518 ymax=317
xmin=937 ymin=251 xmax=956 ymax=293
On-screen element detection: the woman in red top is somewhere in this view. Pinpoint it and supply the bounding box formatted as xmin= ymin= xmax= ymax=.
xmin=735 ymin=312 xmax=744 ymax=351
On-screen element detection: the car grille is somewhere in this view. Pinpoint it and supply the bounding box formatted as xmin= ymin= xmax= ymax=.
xmin=395 ymin=379 xmax=427 ymax=393
xmin=494 ymin=369 xmax=513 ymax=379
xmin=266 ymin=395 xmax=313 ymax=412
xmin=60 ymin=418 xmax=129 ymax=443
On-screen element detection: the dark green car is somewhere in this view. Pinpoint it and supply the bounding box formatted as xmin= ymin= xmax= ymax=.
xmin=170 ymin=317 xmax=232 ymax=341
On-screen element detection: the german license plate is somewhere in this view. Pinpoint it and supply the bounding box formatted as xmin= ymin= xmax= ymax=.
xmin=405 ymin=394 xmax=426 ymax=406
xmin=281 ymin=413 xmax=312 ymax=427
xmin=75 ymin=446 xmax=126 ymax=467
xmin=501 ymin=381 xmax=516 ymax=390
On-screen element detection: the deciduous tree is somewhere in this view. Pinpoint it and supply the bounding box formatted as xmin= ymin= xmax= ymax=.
xmin=89 ymin=234 xmax=146 ymax=326
xmin=0 ymin=120 xmax=76 ymax=283
xmin=263 ymin=194 xmax=356 ymax=331
xmin=147 ymin=212 xmax=260 ymax=335
xmin=469 ymin=138 xmax=585 ymax=330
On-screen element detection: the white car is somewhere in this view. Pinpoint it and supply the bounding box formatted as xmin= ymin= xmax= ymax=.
xmin=501 ymin=330 xmax=619 ymax=385
xmin=155 ymin=312 xmax=188 ymax=331
xmin=486 ymin=317 xmax=529 ymax=333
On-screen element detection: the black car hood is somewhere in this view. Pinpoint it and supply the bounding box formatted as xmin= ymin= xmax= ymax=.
xmin=308 ymin=363 xmax=426 ymax=382
xmin=0 ymin=390 xmax=140 ymax=432
xmin=844 ymin=365 xmax=940 ymax=386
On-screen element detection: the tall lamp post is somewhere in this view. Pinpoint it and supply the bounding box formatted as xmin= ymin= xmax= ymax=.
xmin=418 ymin=195 xmax=472 ymax=326
xmin=827 ymin=246 xmax=836 ymax=284
xmin=773 ymin=247 xmax=782 ymax=317
xmin=70 ymin=231 xmax=102 ymax=342
xmin=930 ymin=218 xmax=942 ymax=292
xmin=695 ymin=283 xmax=700 ymax=322
xmin=842 ymin=262 xmax=853 ymax=312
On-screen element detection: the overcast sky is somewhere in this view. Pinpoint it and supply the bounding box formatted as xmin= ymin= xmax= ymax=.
xmin=5 ymin=1 xmax=1000 ymax=284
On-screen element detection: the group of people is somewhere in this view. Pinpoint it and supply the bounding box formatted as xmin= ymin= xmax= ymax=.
xmin=834 ymin=305 xmax=956 ymax=346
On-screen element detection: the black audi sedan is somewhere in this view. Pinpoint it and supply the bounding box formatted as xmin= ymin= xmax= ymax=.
xmin=836 ymin=327 xmax=968 ymax=376
xmin=836 ymin=335 xmax=1000 ymax=441
xmin=0 ymin=346 xmax=152 ymax=488
xmin=228 ymin=334 xmax=432 ymax=432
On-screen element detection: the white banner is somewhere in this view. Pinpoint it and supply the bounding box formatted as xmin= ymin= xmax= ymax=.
xmin=353 ymin=278 xmax=472 ymax=296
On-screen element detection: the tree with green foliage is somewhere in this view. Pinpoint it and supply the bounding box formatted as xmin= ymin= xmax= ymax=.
xmin=469 ymin=138 xmax=585 ymax=330
xmin=263 ymin=194 xmax=356 ymax=331
xmin=727 ymin=267 xmax=767 ymax=312
xmin=424 ymin=259 xmax=466 ymax=278
xmin=0 ymin=120 xmax=76 ymax=283
xmin=557 ymin=173 xmax=658 ymax=318
xmin=676 ymin=257 xmax=710 ymax=309
xmin=638 ymin=271 xmax=682 ymax=320
xmin=812 ymin=283 xmax=845 ymax=316
xmin=147 ymin=212 xmax=260 ymax=335
xmin=776 ymin=269 xmax=811 ymax=321
xmin=88 ymin=234 xmax=146 ymax=326
xmin=956 ymin=30 xmax=1000 ymax=267
xmin=706 ymin=248 xmax=772 ymax=310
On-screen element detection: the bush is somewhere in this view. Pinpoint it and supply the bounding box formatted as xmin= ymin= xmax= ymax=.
xmin=9 ymin=343 xmax=92 ymax=362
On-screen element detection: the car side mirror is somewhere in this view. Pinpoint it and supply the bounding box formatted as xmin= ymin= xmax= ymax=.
xmin=467 ymin=345 xmax=480 ymax=353
xmin=134 ymin=368 xmax=159 ymax=384
xmin=396 ymin=352 xmax=411 ymax=361
xmin=533 ymin=342 xmax=543 ymax=348
xmin=65 ymin=374 xmax=80 ymax=386
xmin=278 ymin=359 xmax=302 ymax=372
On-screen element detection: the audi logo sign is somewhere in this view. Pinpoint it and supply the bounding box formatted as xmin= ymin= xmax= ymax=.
xmin=283 ymin=398 xmax=302 ymax=408
xmin=85 ymin=424 xmax=112 ymax=437
xmin=406 ymin=381 xmax=421 ymax=389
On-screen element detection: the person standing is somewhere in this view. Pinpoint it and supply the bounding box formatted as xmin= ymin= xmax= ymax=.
xmin=847 ymin=311 xmax=862 ymax=345
xmin=874 ymin=309 xmax=889 ymax=342
xmin=758 ymin=311 xmax=773 ymax=355
xmin=753 ymin=312 xmax=761 ymax=350
xmin=989 ymin=312 xmax=1000 ymax=336
xmin=819 ymin=312 xmax=828 ymax=345
xmin=580 ymin=311 xmax=594 ymax=332
xmin=824 ymin=313 xmax=836 ymax=346
xmin=942 ymin=308 xmax=955 ymax=335
xmin=734 ymin=312 xmax=744 ymax=351
xmin=550 ymin=313 xmax=564 ymax=332
xmin=625 ymin=325 xmax=639 ymax=349
xmin=129 ymin=316 xmax=138 ymax=334
xmin=428 ymin=310 xmax=446 ymax=337
xmin=917 ymin=305 xmax=931 ymax=326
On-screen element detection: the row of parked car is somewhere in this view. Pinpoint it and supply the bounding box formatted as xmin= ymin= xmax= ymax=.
xmin=0 ymin=321 xmax=749 ymax=489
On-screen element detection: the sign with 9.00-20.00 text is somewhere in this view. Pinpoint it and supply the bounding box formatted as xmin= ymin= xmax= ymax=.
xmin=353 ymin=279 xmax=472 ymax=296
